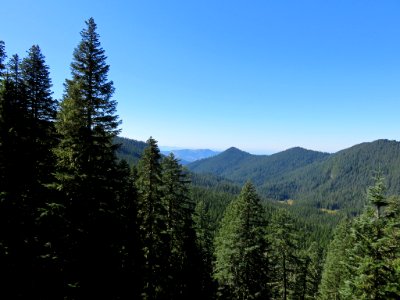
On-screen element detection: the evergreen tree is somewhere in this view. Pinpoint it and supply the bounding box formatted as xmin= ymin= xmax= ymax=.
xmin=293 ymin=242 xmax=324 ymax=300
xmin=268 ymin=209 xmax=301 ymax=300
xmin=136 ymin=137 xmax=169 ymax=299
xmin=319 ymin=178 xmax=400 ymax=300
xmin=0 ymin=52 xmax=35 ymax=297
xmin=367 ymin=171 xmax=387 ymax=219
xmin=15 ymin=44 xmax=59 ymax=297
xmin=193 ymin=200 xmax=215 ymax=299
xmin=340 ymin=177 xmax=400 ymax=299
xmin=21 ymin=45 xmax=56 ymax=121
xmin=113 ymin=160 xmax=142 ymax=298
xmin=54 ymin=17 xmax=121 ymax=298
xmin=214 ymin=182 xmax=269 ymax=299
xmin=161 ymin=153 xmax=199 ymax=299
xmin=305 ymin=243 xmax=324 ymax=299
xmin=318 ymin=219 xmax=353 ymax=300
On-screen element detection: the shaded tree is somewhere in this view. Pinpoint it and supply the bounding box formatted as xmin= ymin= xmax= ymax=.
xmin=268 ymin=209 xmax=301 ymax=300
xmin=136 ymin=137 xmax=169 ymax=299
xmin=340 ymin=177 xmax=400 ymax=299
xmin=0 ymin=52 xmax=35 ymax=297
xmin=161 ymin=153 xmax=200 ymax=299
xmin=193 ymin=200 xmax=216 ymax=299
xmin=318 ymin=219 xmax=353 ymax=300
xmin=214 ymin=182 xmax=269 ymax=299
xmin=53 ymin=17 xmax=122 ymax=298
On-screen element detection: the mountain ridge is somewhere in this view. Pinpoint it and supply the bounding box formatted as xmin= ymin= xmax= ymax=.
xmin=161 ymin=148 xmax=220 ymax=164
xmin=188 ymin=145 xmax=329 ymax=185
xmin=188 ymin=139 xmax=400 ymax=214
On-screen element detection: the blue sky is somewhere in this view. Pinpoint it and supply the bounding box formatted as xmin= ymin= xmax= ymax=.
xmin=2 ymin=0 xmax=400 ymax=153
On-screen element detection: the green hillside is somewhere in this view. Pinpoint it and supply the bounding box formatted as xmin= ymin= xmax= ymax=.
xmin=261 ymin=139 xmax=400 ymax=214
xmin=188 ymin=139 xmax=400 ymax=215
xmin=188 ymin=146 xmax=329 ymax=185
xmin=188 ymin=147 xmax=252 ymax=175
xmin=114 ymin=136 xmax=147 ymax=165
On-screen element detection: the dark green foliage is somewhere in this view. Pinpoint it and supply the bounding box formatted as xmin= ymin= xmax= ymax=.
xmin=190 ymin=173 xmax=241 ymax=234
xmin=135 ymin=140 xmax=209 ymax=299
xmin=0 ymin=51 xmax=36 ymax=297
xmin=261 ymin=139 xmax=400 ymax=215
xmin=340 ymin=180 xmax=400 ymax=299
xmin=303 ymin=242 xmax=324 ymax=299
xmin=367 ymin=171 xmax=387 ymax=218
xmin=20 ymin=44 xmax=58 ymax=296
xmin=136 ymin=137 xmax=169 ymax=299
xmin=21 ymin=45 xmax=57 ymax=122
xmin=115 ymin=136 xmax=148 ymax=165
xmin=0 ymin=42 xmax=58 ymax=297
xmin=161 ymin=153 xmax=199 ymax=299
xmin=193 ymin=200 xmax=215 ymax=298
xmin=268 ymin=209 xmax=302 ymax=300
xmin=319 ymin=177 xmax=400 ymax=299
xmin=0 ymin=46 xmax=27 ymax=298
xmin=189 ymin=139 xmax=400 ymax=217
xmin=188 ymin=147 xmax=252 ymax=176
xmin=214 ymin=182 xmax=269 ymax=299
xmin=112 ymin=160 xmax=142 ymax=298
xmin=318 ymin=219 xmax=353 ymax=300
xmin=188 ymin=146 xmax=329 ymax=186
xmin=53 ymin=18 xmax=123 ymax=298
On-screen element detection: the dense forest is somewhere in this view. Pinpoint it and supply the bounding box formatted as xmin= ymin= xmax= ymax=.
xmin=1 ymin=18 xmax=399 ymax=299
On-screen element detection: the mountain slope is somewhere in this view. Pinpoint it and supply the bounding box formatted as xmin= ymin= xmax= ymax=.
xmin=188 ymin=139 xmax=400 ymax=215
xmin=114 ymin=136 xmax=147 ymax=165
xmin=188 ymin=146 xmax=329 ymax=185
xmin=188 ymin=147 xmax=253 ymax=175
xmin=260 ymin=139 xmax=400 ymax=214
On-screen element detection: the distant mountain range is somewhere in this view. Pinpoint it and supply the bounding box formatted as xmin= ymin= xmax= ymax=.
xmin=161 ymin=149 xmax=220 ymax=164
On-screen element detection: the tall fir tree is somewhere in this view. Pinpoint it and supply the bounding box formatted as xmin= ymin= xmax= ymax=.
xmin=318 ymin=219 xmax=354 ymax=300
xmin=304 ymin=242 xmax=324 ymax=299
xmin=268 ymin=209 xmax=301 ymax=300
xmin=18 ymin=44 xmax=58 ymax=297
xmin=0 ymin=52 xmax=36 ymax=297
xmin=136 ymin=137 xmax=169 ymax=299
xmin=112 ymin=160 xmax=142 ymax=298
xmin=340 ymin=176 xmax=400 ymax=299
xmin=319 ymin=176 xmax=400 ymax=300
xmin=193 ymin=200 xmax=216 ymax=299
xmin=161 ymin=153 xmax=200 ymax=299
xmin=54 ymin=18 xmax=122 ymax=298
xmin=214 ymin=182 xmax=269 ymax=299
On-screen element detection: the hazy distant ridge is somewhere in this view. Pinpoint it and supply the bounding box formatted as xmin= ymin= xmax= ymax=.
xmin=161 ymin=149 xmax=220 ymax=164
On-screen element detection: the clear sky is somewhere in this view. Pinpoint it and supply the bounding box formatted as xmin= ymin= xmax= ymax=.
xmin=2 ymin=0 xmax=400 ymax=153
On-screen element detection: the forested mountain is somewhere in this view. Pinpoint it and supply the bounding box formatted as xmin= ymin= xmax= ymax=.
xmin=114 ymin=136 xmax=147 ymax=165
xmin=260 ymin=139 xmax=400 ymax=214
xmin=188 ymin=147 xmax=252 ymax=174
xmin=188 ymin=146 xmax=329 ymax=185
xmin=188 ymin=139 xmax=400 ymax=215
